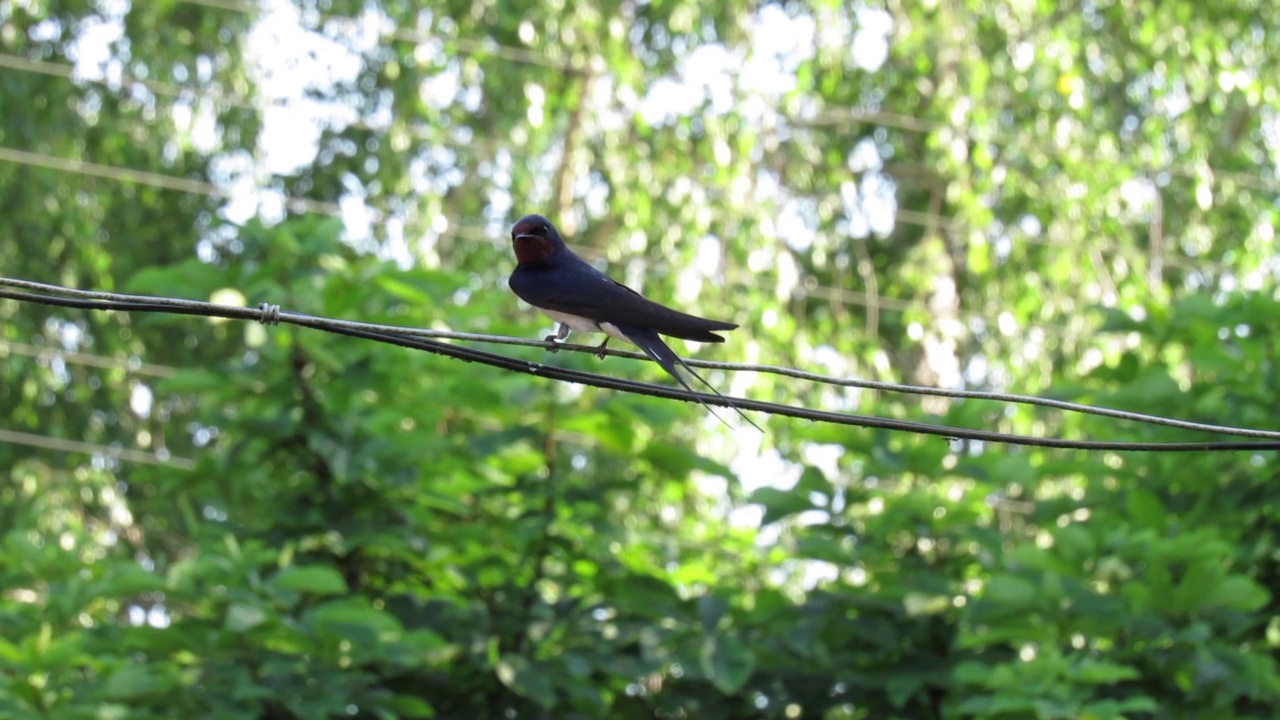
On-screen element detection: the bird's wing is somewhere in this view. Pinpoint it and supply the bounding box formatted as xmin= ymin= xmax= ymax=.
xmin=511 ymin=262 xmax=736 ymax=342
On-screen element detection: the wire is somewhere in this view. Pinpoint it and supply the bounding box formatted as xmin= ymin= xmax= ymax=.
xmin=0 ymin=143 xmax=947 ymax=320
xmin=0 ymin=142 xmax=1235 ymax=329
xmin=178 ymin=0 xmax=593 ymax=72
xmin=0 ymin=52 xmax=260 ymax=112
xmin=0 ymin=40 xmax=1262 ymax=352
xmin=6 ymin=46 xmax=1272 ymax=220
xmin=0 ymin=52 xmax=522 ymax=162
xmin=166 ymin=0 xmax=1280 ymax=195
xmin=0 ymin=339 xmax=176 ymax=378
xmin=0 ymin=146 xmax=345 ymax=217
xmin=0 ymin=42 xmax=1247 ymax=286
xmin=4 ymin=276 xmax=1280 ymax=452
xmin=0 ymin=48 xmax=1245 ymax=284
xmin=5 ymin=275 xmax=1277 ymax=440
xmin=4 ymin=10 xmax=1268 ymax=284
xmin=0 ymin=138 xmax=964 ymax=244
xmin=0 ymin=428 xmax=194 ymax=469
xmin=799 ymin=110 xmax=1280 ymax=194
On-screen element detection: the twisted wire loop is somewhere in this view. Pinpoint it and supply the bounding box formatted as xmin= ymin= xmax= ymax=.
xmin=257 ymin=303 xmax=282 ymax=326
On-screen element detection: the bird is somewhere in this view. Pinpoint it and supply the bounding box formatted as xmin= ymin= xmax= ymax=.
xmin=507 ymin=213 xmax=759 ymax=430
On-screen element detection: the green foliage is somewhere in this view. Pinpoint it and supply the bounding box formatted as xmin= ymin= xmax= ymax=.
xmin=3 ymin=1 xmax=1280 ymax=719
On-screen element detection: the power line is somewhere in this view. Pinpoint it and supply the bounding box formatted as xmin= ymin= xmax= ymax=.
xmin=0 ymin=39 xmax=1254 ymax=317
xmin=0 ymin=49 xmax=1245 ymax=282
xmin=1 ymin=42 xmax=1254 ymax=281
xmin=4 ymin=276 xmax=1280 ymax=451
xmin=0 ymin=146 xmax=344 ymax=216
xmin=7 ymin=38 xmax=1275 ymax=201
xmin=174 ymin=0 xmax=1280 ymax=194
xmin=178 ymin=0 xmax=593 ymax=72
xmin=0 ymin=339 xmax=176 ymax=378
xmin=0 ymin=51 xmax=520 ymax=159
xmin=0 ymin=52 xmax=259 ymax=112
xmin=0 ymin=428 xmax=194 ymax=469
xmin=0 ymin=143 xmax=928 ymax=312
xmin=799 ymin=109 xmax=1280 ymax=194
xmin=0 ymin=142 xmax=1236 ymax=325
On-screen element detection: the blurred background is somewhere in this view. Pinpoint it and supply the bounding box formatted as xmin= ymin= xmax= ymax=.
xmin=2 ymin=1 xmax=1280 ymax=718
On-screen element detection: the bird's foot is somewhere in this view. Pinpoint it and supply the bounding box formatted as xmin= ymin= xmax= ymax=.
xmin=593 ymin=339 xmax=609 ymax=359
xmin=543 ymin=334 xmax=561 ymax=353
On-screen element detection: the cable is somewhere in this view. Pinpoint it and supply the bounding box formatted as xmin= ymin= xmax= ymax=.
xmin=0 ymin=142 xmax=1235 ymax=326
xmin=4 ymin=277 xmax=1280 ymax=452
xmin=6 ymin=46 xmax=1273 ymax=211
xmin=0 ymin=428 xmax=194 ymax=469
xmin=0 ymin=49 xmax=1248 ymax=283
xmin=0 ymin=146 xmax=344 ymax=217
xmin=5 ymin=14 xmax=1271 ymax=286
xmin=798 ymin=109 xmax=1280 ymax=194
xmin=178 ymin=0 xmax=593 ymax=72
xmin=156 ymin=2 xmax=1278 ymax=194
xmin=0 ymin=339 xmax=176 ymax=378
xmin=5 ymin=276 xmax=1278 ymax=440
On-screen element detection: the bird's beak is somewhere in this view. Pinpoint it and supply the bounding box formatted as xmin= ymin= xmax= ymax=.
xmin=515 ymin=234 xmax=535 ymax=241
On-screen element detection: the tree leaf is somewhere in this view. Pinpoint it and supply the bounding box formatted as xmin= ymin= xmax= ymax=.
xmin=272 ymin=566 xmax=349 ymax=596
xmin=699 ymin=633 xmax=755 ymax=694
xmin=749 ymin=487 xmax=814 ymax=526
xmin=225 ymin=603 xmax=269 ymax=633
xmin=495 ymin=656 xmax=556 ymax=709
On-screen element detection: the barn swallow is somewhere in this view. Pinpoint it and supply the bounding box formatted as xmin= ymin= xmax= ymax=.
xmin=508 ymin=214 xmax=759 ymax=430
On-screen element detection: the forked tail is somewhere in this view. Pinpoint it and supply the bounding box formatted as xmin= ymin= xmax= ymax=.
xmin=617 ymin=325 xmax=763 ymax=433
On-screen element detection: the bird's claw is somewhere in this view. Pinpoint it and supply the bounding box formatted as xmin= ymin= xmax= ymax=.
xmin=543 ymin=335 xmax=560 ymax=353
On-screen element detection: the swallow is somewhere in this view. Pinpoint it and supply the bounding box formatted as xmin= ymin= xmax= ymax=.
xmin=507 ymin=214 xmax=759 ymax=430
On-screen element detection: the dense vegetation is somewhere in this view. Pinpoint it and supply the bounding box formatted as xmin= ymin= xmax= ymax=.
xmin=3 ymin=1 xmax=1279 ymax=718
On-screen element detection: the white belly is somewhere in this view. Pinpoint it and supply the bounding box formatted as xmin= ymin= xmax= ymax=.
xmin=540 ymin=309 xmax=632 ymax=344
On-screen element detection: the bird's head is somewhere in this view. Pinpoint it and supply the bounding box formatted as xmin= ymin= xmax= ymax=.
xmin=511 ymin=214 xmax=565 ymax=265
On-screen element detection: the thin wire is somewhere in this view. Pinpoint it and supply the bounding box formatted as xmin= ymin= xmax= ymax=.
xmin=0 ymin=428 xmax=195 ymax=469
xmin=0 ymin=143 xmax=942 ymax=316
xmin=6 ymin=15 xmax=1272 ymax=453
xmin=5 ymin=11 xmax=1269 ymax=285
xmin=0 ymin=140 xmax=961 ymax=239
xmin=0 ymin=52 xmax=521 ymax=161
xmin=4 ymin=277 xmax=1280 ymax=451
xmin=9 ymin=33 xmax=1244 ymax=279
xmin=0 ymin=146 xmax=345 ymax=217
xmin=0 ymin=339 xmax=176 ymax=378
xmin=0 ymin=46 xmax=1255 ymax=349
xmin=5 ymin=275 xmax=1278 ymax=440
xmin=0 ymin=142 xmax=1232 ymax=324
xmin=0 ymin=52 xmax=261 ymax=112
xmin=0 ymin=45 xmax=1248 ymax=280
xmin=5 ymin=48 xmax=1270 ymax=231
xmin=0 ymin=138 xmax=1224 ymax=310
xmin=0 ymin=48 xmax=1244 ymax=285
xmin=801 ymin=111 xmax=1280 ymax=195
xmin=173 ymin=0 xmax=1280 ymax=194
xmin=179 ymin=0 xmax=593 ymax=72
